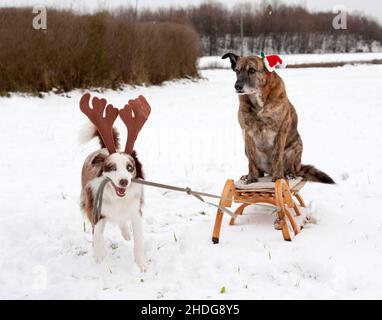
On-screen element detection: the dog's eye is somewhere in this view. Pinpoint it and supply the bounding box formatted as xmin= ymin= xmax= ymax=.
xmin=234 ymin=69 xmax=240 ymax=74
xmin=249 ymin=68 xmax=256 ymax=74
xmin=104 ymin=163 xmax=117 ymax=172
xmin=126 ymin=164 xmax=134 ymax=172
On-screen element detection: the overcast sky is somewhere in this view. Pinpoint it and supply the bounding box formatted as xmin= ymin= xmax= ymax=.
xmin=2 ymin=0 xmax=382 ymax=23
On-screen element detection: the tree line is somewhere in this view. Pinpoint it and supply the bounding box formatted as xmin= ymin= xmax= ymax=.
xmin=127 ymin=0 xmax=382 ymax=55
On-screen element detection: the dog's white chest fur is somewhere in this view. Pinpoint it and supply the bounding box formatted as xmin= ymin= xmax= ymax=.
xmin=91 ymin=179 xmax=143 ymax=225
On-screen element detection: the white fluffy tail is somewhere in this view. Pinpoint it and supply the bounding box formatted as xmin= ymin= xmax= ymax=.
xmin=78 ymin=123 xmax=98 ymax=145
xmin=78 ymin=123 xmax=120 ymax=149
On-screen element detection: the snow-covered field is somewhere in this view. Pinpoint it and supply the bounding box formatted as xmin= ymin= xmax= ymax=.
xmin=1 ymin=64 xmax=382 ymax=299
xmin=198 ymin=52 xmax=382 ymax=69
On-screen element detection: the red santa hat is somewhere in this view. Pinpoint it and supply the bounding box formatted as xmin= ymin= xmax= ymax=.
xmin=261 ymin=52 xmax=285 ymax=73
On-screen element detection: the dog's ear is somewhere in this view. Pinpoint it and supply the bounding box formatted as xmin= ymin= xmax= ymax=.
xmin=222 ymin=52 xmax=240 ymax=70
xmin=131 ymin=150 xmax=144 ymax=179
xmin=92 ymin=153 xmax=106 ymax=165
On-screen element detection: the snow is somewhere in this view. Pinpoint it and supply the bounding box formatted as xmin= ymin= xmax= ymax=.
xmin=198 ymin=52 xmax=382 ymax=69
xmin=1 ymin=64 xmax=382 ymax=299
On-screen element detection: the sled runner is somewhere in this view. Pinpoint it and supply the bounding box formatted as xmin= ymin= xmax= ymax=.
xmin=212 ymin=177 xmax=306 ymax=243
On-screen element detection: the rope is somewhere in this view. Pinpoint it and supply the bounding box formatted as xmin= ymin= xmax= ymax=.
xmin=132 ymin=179 xmax=223 ymax=200
xmin=131 ymin=179 xmax=274 ymax=207
xmin=132 ymin=179 xmax=237 ymax=218
xmin=92 ymin=176 xmax=290 ymax=231
xmin=92 ymin=177 xmax=237 ymax=228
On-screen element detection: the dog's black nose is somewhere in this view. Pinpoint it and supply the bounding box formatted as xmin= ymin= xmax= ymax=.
xmin=235 ymin=82 xmax=243 ymax=91
xmin=119 ymin=179 xmax=128 ymax=187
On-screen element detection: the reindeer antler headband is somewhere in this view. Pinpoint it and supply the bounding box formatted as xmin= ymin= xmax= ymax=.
xmin=80 ymin=93 xmax=151 ymax=154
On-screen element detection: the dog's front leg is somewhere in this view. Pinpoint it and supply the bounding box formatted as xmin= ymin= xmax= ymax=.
xmin=272 ymin=119 xmax=289 ymax=181
xmin=132 ymin=213 xmax=146 ymax=272
xmin=120 ymin=223 xmax=131 ymax=241
xmin=243 ymin=144 xmax=260 ymax=183
xmin=93 ymin=219 xmax=106 ymax=263
xmin=240 ymin=133 xmax=260 ymax=183
xmin=239 ymin=102 xmax=261 ymax=183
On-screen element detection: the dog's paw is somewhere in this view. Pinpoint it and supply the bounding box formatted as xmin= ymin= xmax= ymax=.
xmin=135 ymin=252 xmax=146 ymax=272
xmin=240 ymin=174 xmax=247 ymax=181
xmin=246 ymin=177 xmax=259 ymax=184
xmin=286 ymin=173 xmax=297 ymax=180
xmin=94 ymin=245 xmax=106 ymax=264
xmin=135 ymin=258 xmax=146 ymax=273
xmin=273 ymin=217 xmax=283 ymax=230
xmin=240 ymin=174 xmax=258 ymax=184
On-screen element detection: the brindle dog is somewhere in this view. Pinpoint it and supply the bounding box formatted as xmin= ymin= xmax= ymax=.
xmin=222 ymin=53 xmax=334 ymax=184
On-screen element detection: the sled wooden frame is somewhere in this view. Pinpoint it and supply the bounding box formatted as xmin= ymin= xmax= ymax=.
xmin=212 ymin=178 xmax=306 ymax=243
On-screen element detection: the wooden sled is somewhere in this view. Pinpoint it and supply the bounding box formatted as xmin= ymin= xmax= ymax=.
xmin=212 ymin=177 xmax=306 ymax=243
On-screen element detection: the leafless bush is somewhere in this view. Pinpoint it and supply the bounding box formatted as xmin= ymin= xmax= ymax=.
xmin=0 ymin=8 xmax=199 ymax=94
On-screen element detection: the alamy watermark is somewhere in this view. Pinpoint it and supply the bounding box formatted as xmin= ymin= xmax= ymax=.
xmin=32 ymin=6 xmax=47 ymax=30
xmin=332 ymin=6 xmax=347 ymax=30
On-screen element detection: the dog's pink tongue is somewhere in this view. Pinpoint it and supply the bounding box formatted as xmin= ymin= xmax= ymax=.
xmin=116 ymin=187 xmax=126 ymax=197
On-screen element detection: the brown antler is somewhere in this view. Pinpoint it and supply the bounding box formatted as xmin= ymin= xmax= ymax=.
xmin=80 ymin=93 xmax=119 ymax=154
xmin=119 ymin=95 xmax=151 ymax=154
